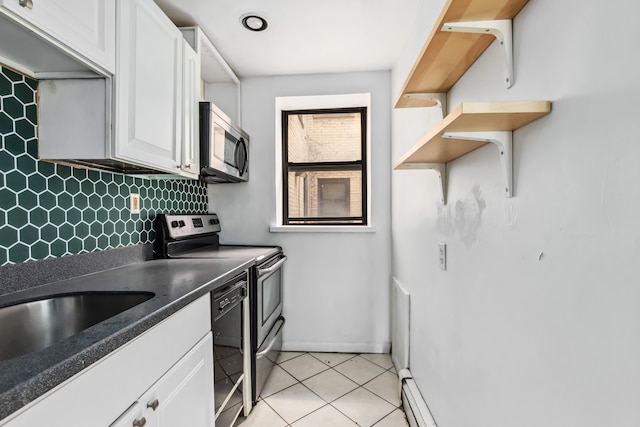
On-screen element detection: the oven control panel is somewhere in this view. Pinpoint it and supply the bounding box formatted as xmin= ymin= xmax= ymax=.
xmin=161 ymin=214 xmax=222 ymax=239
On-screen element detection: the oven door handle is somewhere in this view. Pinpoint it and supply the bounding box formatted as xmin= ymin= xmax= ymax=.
xmin=256 ymin=317 xmax=285 ymax=359
xmin=258 ymin=256 xmax=287 ymax=278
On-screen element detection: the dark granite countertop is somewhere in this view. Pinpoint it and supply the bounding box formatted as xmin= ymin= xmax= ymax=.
xmin=0 ymin=256 xmax=256 ymax=420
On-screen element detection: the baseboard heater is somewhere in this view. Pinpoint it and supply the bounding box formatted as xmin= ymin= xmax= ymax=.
xmin=392 ymin=278 xmax=437 ymax=427
xmin=399 ymin=371 xmax=437 ymax=427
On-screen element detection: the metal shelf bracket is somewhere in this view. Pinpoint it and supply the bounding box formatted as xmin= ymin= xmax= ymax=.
xmin=442 ymin=131 xmax=513 ymax=197
xmin=395 ymin=162 xmax=447 ymax=204
xmin=441 ymin=19 xmax=514 ymax=88
xmin=401 ymin=92 xmax=447 ymax=119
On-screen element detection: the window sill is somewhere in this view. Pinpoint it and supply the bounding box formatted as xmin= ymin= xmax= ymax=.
xmin=269 ymin=225 xmax=377 ymax=234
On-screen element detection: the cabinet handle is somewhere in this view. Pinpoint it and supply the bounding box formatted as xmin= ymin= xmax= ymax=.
xmin=19 ymin=0 xmax=33 ymax=9
xmin=146 ymin=399 xmax=160 ymax=411
xmin=132 ymin=417 xmax=146 ymax=427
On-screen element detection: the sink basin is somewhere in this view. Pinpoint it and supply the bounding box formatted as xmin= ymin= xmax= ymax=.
xmin=0 ymin=292 xmax=154 ymax=361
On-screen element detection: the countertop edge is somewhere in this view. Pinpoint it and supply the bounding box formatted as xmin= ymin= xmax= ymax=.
xmin=0 ymin=257 xmax=254 ymax=421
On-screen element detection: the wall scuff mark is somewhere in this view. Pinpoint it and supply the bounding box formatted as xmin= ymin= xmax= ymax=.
xmin=437 ymin=185 xmax=486 ymax=244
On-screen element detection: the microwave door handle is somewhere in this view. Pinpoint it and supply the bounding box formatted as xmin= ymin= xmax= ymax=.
xmin=234 ymin=138 xmax=248 ymax=176
xmin=258 ymin=256 xmax=287 ymax=278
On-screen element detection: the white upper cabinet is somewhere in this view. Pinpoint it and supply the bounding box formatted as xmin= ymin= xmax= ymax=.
xmin=0 ymin=0 xmax=115 ymax=74
xmin=180 ymin=40 xmax=201 ymax=179
xmin=114 ymin=0 xmax=182 ymax=174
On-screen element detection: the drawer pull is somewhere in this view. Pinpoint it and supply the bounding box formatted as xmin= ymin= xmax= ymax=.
xmin=132 ymin=417 xmax=146 ymax=427
xmin=19 ymin=0 xmax=33 ymax=9
xmin=146 ymin=399 xmax=160 ymax=411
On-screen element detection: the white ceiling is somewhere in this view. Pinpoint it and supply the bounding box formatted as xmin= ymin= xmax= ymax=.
xmin=153 ymin=0 xmax=424 ymax=78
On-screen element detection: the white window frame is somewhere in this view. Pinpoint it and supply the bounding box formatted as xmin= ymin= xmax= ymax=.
xmin=271 ymin=93 xmax=375 ymax=233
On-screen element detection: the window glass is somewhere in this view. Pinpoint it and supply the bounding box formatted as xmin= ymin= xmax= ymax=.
xmin=283 ymin=107 xmax=366 ymax=225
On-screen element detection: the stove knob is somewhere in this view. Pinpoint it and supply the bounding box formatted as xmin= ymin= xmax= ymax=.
xmin=170 ymin=220 xmax=179 ymax=228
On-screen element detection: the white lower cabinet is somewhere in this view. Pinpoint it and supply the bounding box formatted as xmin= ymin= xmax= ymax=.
xmin=110 ymin=333 xmax=214 ymax=427
xmin=0 ymin=295 xmax=214 ymax=427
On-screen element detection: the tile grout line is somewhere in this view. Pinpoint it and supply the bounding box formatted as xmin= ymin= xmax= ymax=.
xmin=268 ymin=352 xmax=402 ymax=427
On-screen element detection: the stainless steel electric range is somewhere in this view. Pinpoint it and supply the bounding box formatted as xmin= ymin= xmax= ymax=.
xmin=153 ymin=213 xmax=286 ymax=426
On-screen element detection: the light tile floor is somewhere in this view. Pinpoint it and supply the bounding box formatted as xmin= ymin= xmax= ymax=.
xmin=235 ymin=352 xmax=409 ymax=427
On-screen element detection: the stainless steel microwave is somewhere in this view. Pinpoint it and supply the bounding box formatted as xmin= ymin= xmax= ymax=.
xmin=199 ymin=102 xmax=249 ymax=183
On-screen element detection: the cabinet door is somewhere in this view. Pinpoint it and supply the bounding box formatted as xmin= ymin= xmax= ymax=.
xmin=0 ymin=0 xmax=115 ymax=72
xmin=180 ymin=39 xmax=201 ymax=179
xmin=109 ymin=402 xmax=147 ymax=427
xmin=141 ymin=333 xmax=214 ymax=427
xmin=115 ymin=0 xmax=182 ymax=174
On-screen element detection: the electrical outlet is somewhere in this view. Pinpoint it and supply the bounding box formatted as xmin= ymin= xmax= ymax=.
xmin=130 ymin=193 xmax=141 ymax=214
xmin=438 ymin=242 xmax=446 ymax=270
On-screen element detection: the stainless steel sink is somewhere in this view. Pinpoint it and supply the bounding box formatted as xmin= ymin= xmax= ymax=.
xmin=0 ymin=292 xmax=154 ymax=361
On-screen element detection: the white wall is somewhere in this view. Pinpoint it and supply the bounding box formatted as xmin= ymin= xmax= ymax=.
xmin=391 ymin=0 xmax=640 ymax=426
xmin=209 ymin=71 xmax=392 ymax=353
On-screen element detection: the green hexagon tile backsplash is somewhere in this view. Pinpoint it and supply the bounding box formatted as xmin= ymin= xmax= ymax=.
xmin=0 ymin=66 xmax=208 ymax=266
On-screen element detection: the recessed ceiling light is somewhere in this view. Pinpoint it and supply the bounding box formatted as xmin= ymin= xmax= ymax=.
xmin=241 ymin=14 xmax=268 ymax=32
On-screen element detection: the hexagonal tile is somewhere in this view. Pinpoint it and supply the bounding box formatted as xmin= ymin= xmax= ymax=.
xmin=56 ymin=164 xmax=72 ymax=179
xmin=8 ymin=242 xmax=30 ymax=263
xmin=38 ymin=190 xmax=57 ymax=210
xmin=80 ymin=179 xmax=94 ymax=194
xmin=40 ymin=224 xmax=57 ymax=242
xmin=58 ymin=223 xmax=74 ymax=241
xmin=47 ymin=175 xmax=64 ymax=193
xmin=19 ymin=225 xmax=39 ymax=245
xmin=0 ymin=72 xmax=11 ymax=94
xmin=66 ymin=207 xmax=81 ymax=224
xmin=2 ymin=97 xmax=24 ymax=120
xmin=2 ymin=68 xmax=24 ymax=83
xmin=84 ymin=236 xmax=97 ymax=252
xmin=0 ymin=188 xmax=16 ymax=211
xmin=0 ymin=226 xmax=18 ymax=248
xmin=56 ymin=192 xmax=72 ymax=209
xmin=108 ymin=234 xmax=119 ymax=248
xmin=0 ymin=150 xmax=14 ymax=170
xmin=37 ymin=161 xmax=55 ymax=177
xmin=17 ymin=189 xmax=38 ymax=210
xmin=96 ymin=208 xmax=108 ymax=222
xmin=67 ymin=237 xmax=82 ymax=253
xmin=28 ymin=173 xmax=47 ymax=193
xmin=0 ymin=111 xmax=12 ymax=134
xmin=29 ymin=207 xmax=48 ymax=227
xmin=4 ymin=133 xmax=25 ymax=156
xmin=7 ymin=206 xmax=28 ymax=228
xmin=30 ymin=241 xmax=49 ymax=260
xmin=82 ymin=209 xmax=96 ymax=224
xmin=97 ymin=235 xmax=109 ymax=250
xmin=103 ymin=221 xmax=114 ymax=236
xmin=25 ymin=104 xmax=37 ymax=125
xmin=5 ymin=170 xmax=26 ymax=193
xmin=13 ymin=82 xmax=34 ymax=105
xmin=50 ymin=238 xmax=66 ymax=257
xmin=90 ymin=221 xmax=102 ymax=236
xmin=49 ymin=207 xmax=65 ymax=225
xmin=65 ymin=177 xmax=80 ymax=195
xmin=14 ymin=118 xmax=35 ymax=139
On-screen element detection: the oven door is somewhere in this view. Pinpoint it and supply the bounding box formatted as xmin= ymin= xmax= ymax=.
xmin=256 ymin=255 xmax=286 ymax=347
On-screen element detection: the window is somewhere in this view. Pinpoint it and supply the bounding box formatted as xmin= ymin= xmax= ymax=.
xmin=282 ymin=107 xmax=367 ymax=225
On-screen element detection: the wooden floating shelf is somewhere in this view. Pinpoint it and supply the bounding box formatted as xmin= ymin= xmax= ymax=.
xmin=395 ymin=0 xmax=530 ymax=108
xmin=394 ymin=101 xmax=551 ymax=168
